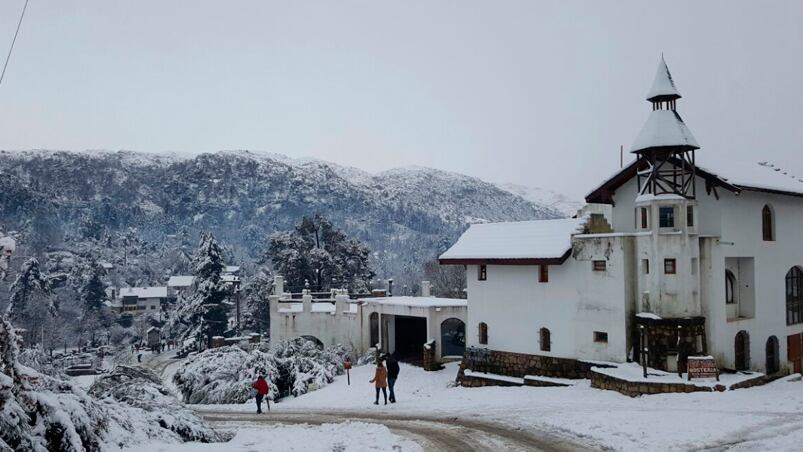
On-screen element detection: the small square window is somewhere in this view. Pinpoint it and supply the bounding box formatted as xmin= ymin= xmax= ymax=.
xmin=478 ymin=265 xmax=487 ymax=281
xmin=642 ymin=259 xmax=650 ymax=274
xmin=594 ymin=331 xmax=609 ymax=343
xmin=664 ymin=258 xmax=677 ymax=274
xmin=539 ymin=265 xmax=549 ymax=283
xmin=686 ymin=206 xmax=694 ymax=227
xmin=659 ymin=207 xmax=675 ymax=228
xmin=593 ymin=260 xmax=607 ymax=272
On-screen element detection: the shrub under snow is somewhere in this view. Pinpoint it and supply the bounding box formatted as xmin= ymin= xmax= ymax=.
xmin=89 ymin=366 xmax=224 ymax=443
xmin=0 ymin=317 xmax=224 ymax=451
xmin=173 ymin=338 xmax=349 ymax=404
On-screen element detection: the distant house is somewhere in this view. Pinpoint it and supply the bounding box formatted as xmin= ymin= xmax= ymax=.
xmin=146 ymin=327 xmax=162 ymax=348
xmin=112 ymin=286 xmax=168 ymax=315
xmin=167 ymin=275 xmax=194 ymax=298
xmin=0 ymin=235 xmax=15 ymax=257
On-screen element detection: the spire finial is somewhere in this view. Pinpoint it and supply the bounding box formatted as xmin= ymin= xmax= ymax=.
xmin=646 ymin=55 xmax=681 ymax=104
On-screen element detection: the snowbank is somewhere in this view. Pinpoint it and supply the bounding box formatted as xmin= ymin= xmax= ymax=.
xmin=125 ymin=421 xmax=422 ymax=452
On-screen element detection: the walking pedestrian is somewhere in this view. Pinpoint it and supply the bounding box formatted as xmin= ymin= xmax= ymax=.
xmin=385 ymin=353 xmax=400 ymax=403
xmin=251 ymin=374 xmax=270 ymax=414
xmin=369 ymin=360 xmax=388 ymax=405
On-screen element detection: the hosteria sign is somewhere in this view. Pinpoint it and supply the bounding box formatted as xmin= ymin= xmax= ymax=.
xmin=687 ymin=356 xmax=719 ymax=381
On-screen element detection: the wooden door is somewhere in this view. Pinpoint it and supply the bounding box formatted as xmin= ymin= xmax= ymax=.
xmin=788 ymin=334 xmax=802 ymax=374
xmin=734 ymin=331 xmax=749 ymax=371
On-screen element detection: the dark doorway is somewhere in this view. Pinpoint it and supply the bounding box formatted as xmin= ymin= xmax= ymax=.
xmin=394 ymin=316 xmax=427 ymax=363
xmin=441 ymin=318 xmax=466 ymax=357
xmin=766 ymin=336 xmax=779 ymax=374
xmin=369 ymin=313 xmax=379 ymax=348
xmin=735 ymin=330 xmax=749 ymax=371
xmin=788 ymin=334 xmax=802 ymax=374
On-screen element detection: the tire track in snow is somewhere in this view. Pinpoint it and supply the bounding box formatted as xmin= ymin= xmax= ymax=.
xmin=200 ymin=410 xmax=591 ymax=452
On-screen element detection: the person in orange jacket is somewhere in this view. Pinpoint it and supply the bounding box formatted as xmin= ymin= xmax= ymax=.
xmin=369 ymin=360 xmax=388 ymax=405
xmin=251 ymin=375 xmax=269 ymax=414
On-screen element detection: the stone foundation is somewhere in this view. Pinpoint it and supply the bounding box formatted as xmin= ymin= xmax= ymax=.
xmin=457 ymin=348 xmax=613 ymax=385
xmin=591 ymin=370 xmax=711 ymax=397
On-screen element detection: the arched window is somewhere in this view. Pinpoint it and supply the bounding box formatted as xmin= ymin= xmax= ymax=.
xmin=766 ymin=336 xmax=779 ymax=374
xmin=725 ymin=270 xmax=736 ymax=304
xmin=762 ymin=205 xmax=775 ymax=241
xmin=787 ymin=267 xmax=803 ymax=325
xmin=539 ymin=328 xmax=551 ymax=352
xmin=478 ymin=322 xmax=488 ymax=345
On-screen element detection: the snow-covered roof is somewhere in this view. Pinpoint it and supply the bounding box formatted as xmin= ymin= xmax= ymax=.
xmin=630 ymin=110 xmax=699 ymax=153
xmin=99 ymin=261 xmax=114 ymax=269
xmin=439 ymin=218 xmax=585 ymax=262
xmin=147 ymin=326 xmax=160 ymax=333
xmin=362 ymin=296 xmax=467 ymax=308
xmin=119 ymin=286 xmax=168 ymax=299
xmin=224 ymin=265 xmax=240 ymax=274
xmin=697 ymin=159 xmax=803 ymax=197
xmin=646 ymin=56 xmax=681 ymax=101
xmin=0 ymin=236 xmax=15 ymax=254
xmin=167 ymin=275 xmax=194 ymax=287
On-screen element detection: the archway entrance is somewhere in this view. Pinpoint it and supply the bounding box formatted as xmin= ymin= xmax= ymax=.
xmin=735 ymin=331 xmax=749 ymax=371
xmin=394 ymin=315 xmax=427 ymax=363
xmin=440 ymin=318 xmax=466 ymax=357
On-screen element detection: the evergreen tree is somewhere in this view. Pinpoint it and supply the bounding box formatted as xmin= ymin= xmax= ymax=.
xmin=5 ymin=259 xmax=56 ymax=324
xmin=266 ymin=214 xmax=374 ymax=292
xmin=168 ymin=233 xmax=230 ymax=344
xmin=80 ymin=259 xmax=107 ymax=313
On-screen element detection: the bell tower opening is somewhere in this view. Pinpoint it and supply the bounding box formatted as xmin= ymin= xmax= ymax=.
xmin=632 ymin=55 xmax=700 ymax=199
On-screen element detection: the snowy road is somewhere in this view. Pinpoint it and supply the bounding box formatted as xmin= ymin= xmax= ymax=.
xmin=199 ymin=410 xmax=588 ymax=452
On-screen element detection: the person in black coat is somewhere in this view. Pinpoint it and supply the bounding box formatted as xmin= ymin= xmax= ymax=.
xmin=385 ymin=353 xmax=400 ymax=403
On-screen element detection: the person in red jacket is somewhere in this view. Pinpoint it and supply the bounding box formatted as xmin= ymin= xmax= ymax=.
xmin=251 ymin=375 xmax=269 ymax=414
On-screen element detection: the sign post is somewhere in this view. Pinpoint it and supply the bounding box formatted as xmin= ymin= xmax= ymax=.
xmin=344 ymin=361 xmax=352 ymax=385
xmin=687 ymin=356 xmax=719 ymax=381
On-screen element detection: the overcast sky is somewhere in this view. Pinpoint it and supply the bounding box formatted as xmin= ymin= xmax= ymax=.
xmin=1 ymin=1 xmax=801 ymax=198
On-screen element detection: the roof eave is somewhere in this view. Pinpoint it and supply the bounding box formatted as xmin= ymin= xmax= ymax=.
xmin=439 ymin=249 xmax=572 ymax=266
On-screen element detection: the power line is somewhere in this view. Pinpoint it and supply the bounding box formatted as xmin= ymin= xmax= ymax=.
xmin=0 ymin=0 xmax=30 ymax=89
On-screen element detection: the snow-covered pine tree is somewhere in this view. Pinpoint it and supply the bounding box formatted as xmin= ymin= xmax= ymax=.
xmin=5 ymin=258 xmax=57 ymax=325
xmin=168 ymin=233 xmax=230 ymax=344
xmin=266 ymin=214 xmax=374 ymax=293
xmin=79 ymin=258 xmax=106 ymax=313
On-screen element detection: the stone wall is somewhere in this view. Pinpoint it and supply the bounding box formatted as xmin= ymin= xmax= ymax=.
xmin=457 ymin=348 xmax=612 ymax=385
xmin=460 ymin=375 xmax=522 ymax=388
xmin=591 ymin=370 xmax=713 ymax=397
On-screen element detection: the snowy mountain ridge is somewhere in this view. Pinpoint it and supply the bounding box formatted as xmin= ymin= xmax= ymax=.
xmin=0 ymin=149 xmax=569 ymax=276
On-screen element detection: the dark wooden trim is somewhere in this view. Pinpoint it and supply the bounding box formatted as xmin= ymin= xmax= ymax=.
xmin=585 ymin=157 xmax=743 ymax=204
xmin=737 ymin=185 xmax=803 ymax=199
xmin=440 ymin=249 xmax=572 ymax=266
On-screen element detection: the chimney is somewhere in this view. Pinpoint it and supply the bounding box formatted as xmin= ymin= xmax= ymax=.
xmin=421 ymin=280 xmax=431 ymax=297
xmin=274 ymin=275 xmax=284 ymax=296
xmin=387 ymin=279 xmax=394 ymax=297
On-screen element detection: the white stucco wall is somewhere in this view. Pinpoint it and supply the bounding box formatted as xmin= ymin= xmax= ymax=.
xmin=608 ymin=172 xmax=803 ymax=373
xmin=465 ymin=235 xmax=631 ymax=363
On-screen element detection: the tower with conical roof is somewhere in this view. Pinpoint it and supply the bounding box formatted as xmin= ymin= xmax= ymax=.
xmin=632 ymin=55 xmax=699 ymax=199
xmin=631 ymin=57 xmax=706 ymax=373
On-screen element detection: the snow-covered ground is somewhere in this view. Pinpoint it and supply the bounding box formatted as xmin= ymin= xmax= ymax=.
xmin=124 ymin=421 xmax=421 ymax=452
xmin=190 ymin=362 xmax=803 ymax=451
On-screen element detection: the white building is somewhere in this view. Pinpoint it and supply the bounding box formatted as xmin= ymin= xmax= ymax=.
xmin=441 ymin=57 xmax=803 ymax=377
xmin=269 ymin=277 xmax=467 ymax=364
xmin=112 ymin=286 xmax=169 ymax=315
xmin=167 ymin=275 xmax=194 ymax=298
